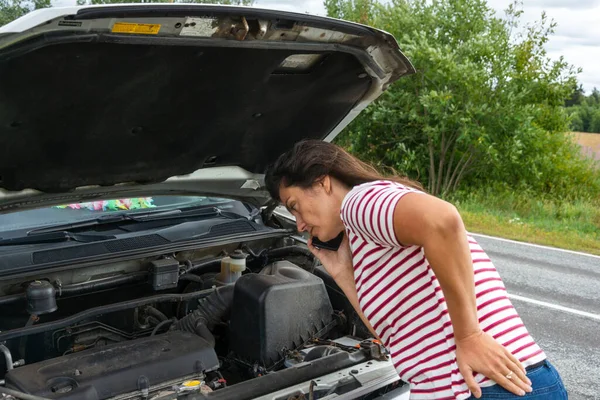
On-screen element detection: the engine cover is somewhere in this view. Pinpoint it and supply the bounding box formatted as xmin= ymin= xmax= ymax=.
xmin=5 ymin=331 xmax=218 ymax=400
xmin=229 ymin=261 xmax=334 ymax=367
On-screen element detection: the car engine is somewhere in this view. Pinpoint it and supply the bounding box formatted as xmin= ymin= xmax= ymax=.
xmin=0 ymin=239 xmax=395 ymax=400
xmin=5 ymin=331 xmax=218 ymax=400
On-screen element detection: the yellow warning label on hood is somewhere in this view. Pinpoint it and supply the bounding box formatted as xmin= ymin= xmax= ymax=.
xmin=112 ymin=22 xmax=161 ymax=35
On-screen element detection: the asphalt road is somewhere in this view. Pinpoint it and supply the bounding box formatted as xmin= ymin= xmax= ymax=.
xmin=473 ymin=234 xmax=600 ymax=400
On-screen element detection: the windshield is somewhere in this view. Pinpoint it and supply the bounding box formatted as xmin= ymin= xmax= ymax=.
xmin=0 ymin=196 xmax=236 ymax=234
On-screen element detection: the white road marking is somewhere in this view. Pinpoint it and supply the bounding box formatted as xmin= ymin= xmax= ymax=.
xmin=508 ymin=293 xmax=600 ymax=322
xmin=470 ymin=233 xmax=600 ymax=260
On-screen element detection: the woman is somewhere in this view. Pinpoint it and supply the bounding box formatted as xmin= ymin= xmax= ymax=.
xmin=265 ymin=140 xmax=567 ymax=400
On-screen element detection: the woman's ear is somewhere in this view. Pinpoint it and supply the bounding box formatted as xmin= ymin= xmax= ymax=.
xmin=321 ymin=175 xmax=332 ymax=195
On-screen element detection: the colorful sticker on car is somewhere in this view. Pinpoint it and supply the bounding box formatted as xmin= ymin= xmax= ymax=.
xmin=55 ymin=198 xmax=155 ymax=211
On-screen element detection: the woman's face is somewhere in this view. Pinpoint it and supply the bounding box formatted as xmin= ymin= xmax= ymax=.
xmin=278 ymin=176 xmax=346 ymax=241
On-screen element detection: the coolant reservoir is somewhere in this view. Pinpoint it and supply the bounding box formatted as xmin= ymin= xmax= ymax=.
xmin=215 ymin=250 xmax=247 ymax=286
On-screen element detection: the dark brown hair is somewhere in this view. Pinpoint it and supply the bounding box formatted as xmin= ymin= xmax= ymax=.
xmin=265 ymin=140 xmax=423 ymax=202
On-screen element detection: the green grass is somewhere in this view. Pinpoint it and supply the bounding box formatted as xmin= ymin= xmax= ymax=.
xmin=449 ymin=190 xmax=600 ymax=256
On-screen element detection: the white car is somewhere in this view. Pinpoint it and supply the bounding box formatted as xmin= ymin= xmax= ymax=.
xmin=0 ymin=5 xmax=414 ymax=400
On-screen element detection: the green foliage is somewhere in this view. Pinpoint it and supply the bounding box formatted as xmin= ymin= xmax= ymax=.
xmin=565 ymin=88 xmax=600 ymax=133
xmin=450 ymin=186 xmax=600 ymax=255
xmin=0 ymin=0 xmax=50 ymax=26
xmin=329 ymin=0 xmax=597 ymax=200
xmin=565 ymin=82 xmax=585 ymax=107
xmin=324 ymin=0 xmax=375 ymax=24
xmin=451 ymin=185 xmax=600 ymax=230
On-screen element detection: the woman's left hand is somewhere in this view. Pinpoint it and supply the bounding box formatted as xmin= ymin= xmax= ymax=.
xmin=456 ymin=330 xmax=533 ymax=398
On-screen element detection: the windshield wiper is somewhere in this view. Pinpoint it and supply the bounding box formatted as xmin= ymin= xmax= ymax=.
xmin=27 ymin=207 xmax=259 ymax=235
xmin=0 ymin=231 xmax=116 ymax=246
xmin=27 ymin=209 xmax=184 ymax=235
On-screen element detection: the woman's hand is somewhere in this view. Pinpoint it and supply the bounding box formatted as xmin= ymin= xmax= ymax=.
xmin=307 ymin=234 xmax=352 ymax=280
xmin=308 ymin=234 xmax=382 ymax=339
xmin=456 ymin=330 xmax=533 ymax=398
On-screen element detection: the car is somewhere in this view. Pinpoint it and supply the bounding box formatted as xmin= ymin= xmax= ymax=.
xmin=0 ymin=4 xmax=415 ymax=400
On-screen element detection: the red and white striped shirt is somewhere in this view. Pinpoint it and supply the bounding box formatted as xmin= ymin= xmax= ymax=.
xmin=340 ymin=181 xmax=546 ymax=400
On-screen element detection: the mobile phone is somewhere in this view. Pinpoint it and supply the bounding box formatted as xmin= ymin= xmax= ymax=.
xmin=311 ymin=231 xmax=344 ymax=251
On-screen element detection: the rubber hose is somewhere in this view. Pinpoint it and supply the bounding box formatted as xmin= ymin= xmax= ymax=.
xmin=147 ymin=316 xmax=161 ymax=326
xmin=59 ymin=272 xmax=147 ymax=296
xmin=151 ymin=318 xmax=176 ymax=336
xmin=185 ymin=259 xmax=222 ymax=274
xmin=174 ymin=285 xmax=234 ymax=346
xmin=145 ymin=306 xmax=168 ymax=322
xmin=0 ymin=293 xmax=25 ymax=306
xmin=19 ymin=315 xmax=37 ymax=362
xmin=0 ymin=288 xmax=214 ymax=342
xmin=194 ymin=323 xmax=217 ymax=347
xmin=0 ymin=273 xmax=147 ymax=306
xmin=267 ymin=246 xmax=313 ymax=259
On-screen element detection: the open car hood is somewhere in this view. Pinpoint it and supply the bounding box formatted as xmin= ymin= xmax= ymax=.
xmin=0 ymin=4 xmax=414 ymax=211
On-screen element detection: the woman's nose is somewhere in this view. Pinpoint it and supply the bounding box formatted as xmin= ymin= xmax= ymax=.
xmin=296 ymin=216 xmax=308 ymax=233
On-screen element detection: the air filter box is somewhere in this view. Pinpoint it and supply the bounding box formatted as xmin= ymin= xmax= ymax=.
xmin=229 ymin=261 xmax=333 ymax=367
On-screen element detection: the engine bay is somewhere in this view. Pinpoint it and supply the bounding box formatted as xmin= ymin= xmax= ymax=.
xmin=0 ymin=237 xmax=402 ymax=400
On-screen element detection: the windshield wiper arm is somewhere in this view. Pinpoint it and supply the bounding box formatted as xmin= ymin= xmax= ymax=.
xmin=26 ymin=207 xmax=258 ymax=236
xmin=0 ymin=231 xmax=116 ymax=246
xmin=27 ymin=209 xmax=184 ymax=235
xmin=212 ymin=207 xmax=261 ymax=221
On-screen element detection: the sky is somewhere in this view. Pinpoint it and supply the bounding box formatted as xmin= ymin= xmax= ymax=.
xmin=50 ymin=0 xmax=600 ymax=92
xmin=254 ymin=0 xmax=600 ymax=93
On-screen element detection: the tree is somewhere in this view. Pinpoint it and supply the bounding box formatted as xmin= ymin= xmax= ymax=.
xmin=564 ymin=86 xmax=600 ymax=133
xmin=589 ymin=110 xmax=600 ymax=133
xmin=0 ymin=0 xmax=50 ymax=27
xmin=592 ymin=87 xmax=600 ymax=104
xmin=565 ymin=82 xmax=584 ymax=107
xmin=328 ymin=0 xmax=591 ymax=198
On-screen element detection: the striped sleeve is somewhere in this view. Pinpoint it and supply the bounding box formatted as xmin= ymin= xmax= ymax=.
xmin=341 ymin=182 xmax=422 ymax=247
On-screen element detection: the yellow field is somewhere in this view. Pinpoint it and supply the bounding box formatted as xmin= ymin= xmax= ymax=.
xmin=571 ymin=131 xmax=600 ymax=161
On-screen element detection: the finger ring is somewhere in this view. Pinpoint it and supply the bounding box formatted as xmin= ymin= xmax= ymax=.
xmin=505 ymin=371 xmax=514 ymax=380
